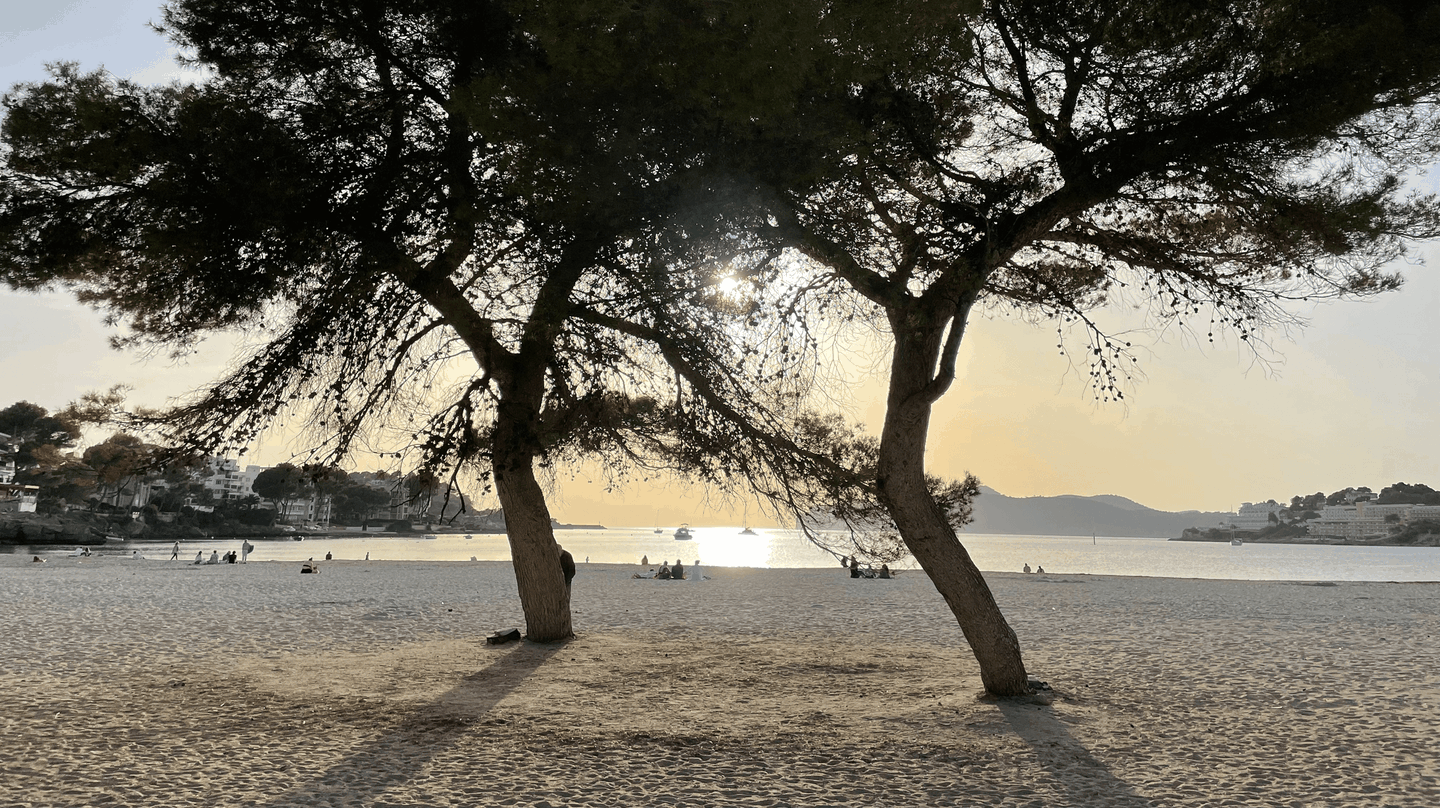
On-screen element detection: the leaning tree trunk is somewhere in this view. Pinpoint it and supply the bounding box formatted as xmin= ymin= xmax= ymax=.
xmin=492 ymin=400 xmax=573 ymax=642
xmin=877 ymin=327 xmax=1030 ymax=696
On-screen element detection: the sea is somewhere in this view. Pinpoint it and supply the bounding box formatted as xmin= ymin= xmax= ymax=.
xmin=17 ymin=526 xmax=1440 ymax=582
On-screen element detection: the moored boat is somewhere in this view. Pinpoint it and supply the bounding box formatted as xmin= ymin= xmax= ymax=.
xmin=674 ymin=524 xmax=694 ymax=540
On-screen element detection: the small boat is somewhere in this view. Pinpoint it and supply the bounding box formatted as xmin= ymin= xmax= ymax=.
xmin=464 ymin=534 xmax=473 ymax=540
xmin=423 ymin=534 xmax=438 ymax=540
xmin=1231 ymin=537 xmax=1243 ymax=546
xmin=674 ymin=524 xmax=694 ymax=540
xmin=739 ymin=526 xmax=757 ymax=535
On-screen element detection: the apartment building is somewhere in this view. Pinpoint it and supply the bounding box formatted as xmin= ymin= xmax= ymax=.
xmin=202 ymin=458 xmax=260 ymax=502
xmin=1225 ymin=501 xmax=1286 ymax=532
xmin=0 ymin=431 xmax=16 ymax=485
xmin=1308 ymin=500 xmax=1438 ymax=539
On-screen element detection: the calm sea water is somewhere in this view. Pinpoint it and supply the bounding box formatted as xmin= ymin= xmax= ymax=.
xmin=25 ymin=527 xmax=1440 ymax=582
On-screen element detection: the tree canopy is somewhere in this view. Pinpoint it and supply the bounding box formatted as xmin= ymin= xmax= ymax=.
xmin=251 ymin=463 xmax=310 ymax=521
xmin=733 ymin=0 xmax=1440 ymax=694
xmin=0 ymin=401 xmax=82 ymax=469
xmin=0 ymin=0 xmax=855 ymax=642
xmin=1377 ymin=482 xmax=1440 ymax=506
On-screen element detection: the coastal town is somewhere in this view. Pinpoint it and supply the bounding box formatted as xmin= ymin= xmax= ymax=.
xmin=1 ymin=403 xmax=508 ymax=543
xmin=1177 ymin=484 xmax=1440 ymax=545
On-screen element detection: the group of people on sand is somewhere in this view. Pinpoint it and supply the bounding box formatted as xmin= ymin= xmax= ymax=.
xmin=1022 ymin=563 xmax=1045 ymax=574
xmin=634 ymin=556 xmax=698 ymax=580
xmin=846 ymin=555 xmax=892 ymax=579
xmin=175 ymin=540 xmax=253 ymax=565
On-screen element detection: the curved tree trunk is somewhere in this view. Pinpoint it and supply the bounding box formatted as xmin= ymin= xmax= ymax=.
xmin=492 ymin=399 xmax=573 ymax=642
xmin=878 ymin=324 xmax=1030 ymax=696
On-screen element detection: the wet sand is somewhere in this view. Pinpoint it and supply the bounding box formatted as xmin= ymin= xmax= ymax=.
xmin=3 ymin=555 xmax=1437 ymax=806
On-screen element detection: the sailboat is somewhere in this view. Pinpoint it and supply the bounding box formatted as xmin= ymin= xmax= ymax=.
xmin=653 ymin=510 xmax=664 ymax=534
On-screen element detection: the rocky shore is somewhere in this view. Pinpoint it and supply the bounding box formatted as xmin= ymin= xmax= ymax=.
xmin=0 ymin=511 xmax=311 ymax=545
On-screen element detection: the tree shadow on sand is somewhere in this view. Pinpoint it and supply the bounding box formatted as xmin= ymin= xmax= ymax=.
xmin=996 ymin=697 xmax=1156 ymax=808
xmin=254 ymin=639 xmax=564 ymax=807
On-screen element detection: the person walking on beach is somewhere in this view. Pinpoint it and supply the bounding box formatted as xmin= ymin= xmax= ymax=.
xmin=170 ymin=541 xmax=180 ymax=561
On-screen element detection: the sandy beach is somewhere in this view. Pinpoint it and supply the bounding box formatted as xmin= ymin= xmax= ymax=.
xmin=2 ymin=555 xmax=1436 ymax=807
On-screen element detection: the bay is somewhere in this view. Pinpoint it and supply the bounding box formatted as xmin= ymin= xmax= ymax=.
xmin=39 ymin=527 xmax=1440 ymax=582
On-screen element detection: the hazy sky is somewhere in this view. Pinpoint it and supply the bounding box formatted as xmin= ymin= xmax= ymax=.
xmin=3 ymin=2 xmax=1437 ymax=527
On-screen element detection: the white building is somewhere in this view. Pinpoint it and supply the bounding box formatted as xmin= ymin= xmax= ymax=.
xmin=1225 ymin=501 xmax=1286 ymax=532
xmin=0 ymin=483 xmax=38 ymax=513
xmin=202 ymin=458 xmax=260 ymax=502
xmin=0 ymin=431 xmax=17 ymax=485
xmin=1308 ymin=501 xmax=1435 ymax=539
xmin=1357 ymin=502 xmax=1413 ymax=521
xmin=1410 ymin=505 xmax=1440 ymax=521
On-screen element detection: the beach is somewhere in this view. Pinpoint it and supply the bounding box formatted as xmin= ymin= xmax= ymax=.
xmin=3 ymin=556 xmax=1436 ymax=807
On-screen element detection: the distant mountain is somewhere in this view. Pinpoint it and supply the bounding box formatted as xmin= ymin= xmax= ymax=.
xmin=1086 ymin=494 xmax=1148 ymax=512
xmin=962 ymin=487 xmax=1230 ymax=538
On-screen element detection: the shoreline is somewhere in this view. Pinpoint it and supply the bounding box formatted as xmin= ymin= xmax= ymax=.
xmin=4 ymin=558 xmax=1437 ymax=806
xmin=1170 ymin=535 xmax=1440 ymax=547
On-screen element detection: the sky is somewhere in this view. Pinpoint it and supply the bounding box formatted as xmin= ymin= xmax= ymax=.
xmin=2 ymin=2 xmax=1438 ymax=527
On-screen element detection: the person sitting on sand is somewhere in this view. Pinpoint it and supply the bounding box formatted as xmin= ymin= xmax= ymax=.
xmin=879 ymin=564 xmax=891 ymax=579
xmin=206 ymin=550 xmax=220 ymax=565
xmin=301 ymin=562 xmax=318 ymax=574
xmin=560 ymin=548 xmax=576 ymax=588
xmin=194 ymin=551 xmax=204 ymax=565
xmin=1023 ymin=563 xmax=1031 ymax=574
xmin=849 ymin=556 xmax=860 ymax=578
xmin=671 ymin=559 xmax=685 ymax=580
xmin=32 ymin=555 xmax=44 ymax=563
xmin=658 ymin=561 xmax=672 ymax=580
xmin=325 ymin=551 xmax=332 ymax=560
xmin=641 ymin=554 xmax=649 ymax=566
xmin=1036 ymin=565 xmax=1045 ymax=574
